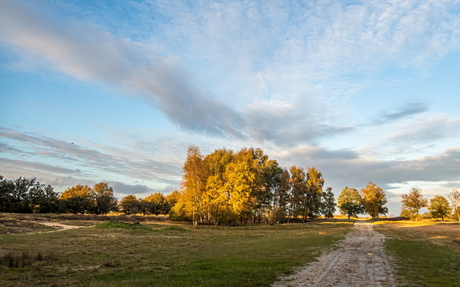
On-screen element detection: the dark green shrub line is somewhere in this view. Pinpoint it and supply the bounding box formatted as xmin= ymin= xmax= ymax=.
xmin=0 ymin=250 xmax=56 ymax=268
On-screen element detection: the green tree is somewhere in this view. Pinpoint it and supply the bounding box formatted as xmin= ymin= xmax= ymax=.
xmin=119 ymin=194 xmax=140 ymax=215
xmin=270 ymin=169 xmax=290 ymax=223
xmin=361 ymin=182 xmax=388 ymax=219
xmin=401 ymin=187 xmax=427 ymax=221
xmin=254 ymin=152 xmax=283 ymax=223
xmin=60 ymin=184 xmax=94 ymax=214
xmin=337 ymin=187 xmax=364 ymax=219
xmin=449 ymin=189 xmax=460 ymax=221
xmin=428 ymin=195 xmax=451 ymax=221
xmin=306 ymin=167 xmax=324 ymax=218
xmin=29 ymin=183 xmax=60 ymax=213
xmin=0 ymin=176 xmax=60 ymax=213
xmin=91 ymin=182 xmax=118 ymax=214
xmin=321 ymin=187 xmax=336 ymax=219
xmin=144 ymin=192 xmax=170 ymax=215
xmin=289 ymin=166 xmax=308 ymax=222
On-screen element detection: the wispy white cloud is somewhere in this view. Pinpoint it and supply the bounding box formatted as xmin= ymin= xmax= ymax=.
xmin=373 ymin=114 xmax=460 ymax=156
xmin=276 ymin=145 xmax=460 ymax=194
xmin=0 ymin=0 xmax=246 ymax=138
xmin=0 ymin=128 xmax=182 ymax=186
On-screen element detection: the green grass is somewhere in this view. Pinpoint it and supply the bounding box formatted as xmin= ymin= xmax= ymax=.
xmin=384 ymin=239 xmax=460 ymax=286
xmin=374 ymin=222 xmax=460 ymax=287
xmin=0 ymin=220 xmax=353 ymax=286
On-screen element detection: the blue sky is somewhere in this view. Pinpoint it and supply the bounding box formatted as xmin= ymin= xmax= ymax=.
xmin=1 ymin=0 xmax=460 ymax=215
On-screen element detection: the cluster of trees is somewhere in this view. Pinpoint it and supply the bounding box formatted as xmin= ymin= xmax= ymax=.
xmin=0 ymin=175 xmax=60 ymax=213
xmin=170 ymin=146 xmax=336 ymax=225
xmin=60 ymin=183 xmax=118 ymax=214
xmin=117 ymin=192 xmax=177 ymax=216
xmin=336 ymin=182 xmax=388 ymax=219
xmin=400 ymin=187 xmax=460 ymax=221
xmin=0 ymin=175 xmax=173 ymax=216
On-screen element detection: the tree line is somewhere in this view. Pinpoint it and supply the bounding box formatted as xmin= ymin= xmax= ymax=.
xmin=0 ymin=175 xmax=175 ymax=216
xmin=399 ymin=187 xmax=460 ymax=221
xmin=3 ymin=145 xmax=458 ymax=224
xmin=336 ymin=184 xmax=460 ymax=221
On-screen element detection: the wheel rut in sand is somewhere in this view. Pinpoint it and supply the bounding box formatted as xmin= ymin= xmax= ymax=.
xmin=272 ymin=223 xmax=396 ymax=287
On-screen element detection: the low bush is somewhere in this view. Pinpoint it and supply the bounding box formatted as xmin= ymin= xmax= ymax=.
xmin=0 ymin=251 xmax=56 ymax=268
xmin=96 ymin=219 xmax=156 ymax=231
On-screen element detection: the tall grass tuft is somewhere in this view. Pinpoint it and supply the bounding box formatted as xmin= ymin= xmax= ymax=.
xmin=0 ymin=251 xmax=56 ymax=268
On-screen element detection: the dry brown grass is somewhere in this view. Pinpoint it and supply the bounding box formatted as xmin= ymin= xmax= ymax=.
xmin=374 ymin=220 xmax=460 ymax=249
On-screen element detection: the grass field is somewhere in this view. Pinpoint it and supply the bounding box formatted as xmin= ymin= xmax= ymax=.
xmin=374 ymin=220 xmax=460 ymax=287
xmin=0 ymin=213 xmax=353 ymax=286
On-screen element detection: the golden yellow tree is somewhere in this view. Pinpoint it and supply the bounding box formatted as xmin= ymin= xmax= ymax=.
xmin=361 ymin=182 xmax=388 ymax=219
xmin=180 ymin=146 xmax=208 ymax=225
xmin=401 ymin=187 xmax=427 ymax=221
xmin=60 ymin=184 xmax=93 ymax=214
xmin=119 ymin=194 xmax=139 ymax=215
xmin=225 ymin=148 xmax=258 ymax=223
xmin=202 ymin=149 xmax=234 ymax=225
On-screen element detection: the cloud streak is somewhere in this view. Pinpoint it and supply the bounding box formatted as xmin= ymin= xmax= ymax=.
xmin=0 ymin=0 xmax=245 ymax=138
xmin=374 ymin=101 xmax=429 ymax=125
xmin=0 ymin=128 xmax=182 ymax=184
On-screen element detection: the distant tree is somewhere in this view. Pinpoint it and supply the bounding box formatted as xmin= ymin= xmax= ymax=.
xmin=289 ymin=166 xmax=308 ymax=222
xmin=449 ymin=189 xmax=460 ymax=221
xmin=91 ymin=182 xmax=118 ymax=215
xmin=29 ymin=183 xmax=60 ymax=213
xmin=400 ymin=209 xmax=411 ymax=218
xmin=165 ymin=190 xmax=178 ymax=206
xmin=180 ymin=145 xmax=208 ymax=225
xmin=119 ymin=194 xmax=140 ymax=215
xmin=60 ymin=184 xmax=93 ymax=214
xmin=6 ymin=177 xmax=37 ymax=213
xmin=337 ymin=187 xmax=364 ymax=219
xmin=144 ymin=192 xmax=170 ymax=215
xmin=428 ymin=195 xmax=450 ymax=221
xmin=306 ymin=167 xmax=324 ymax=219
xmin=272 ymin=169 xmax=290 ymax=223
xmin=361 ymin=182 xmax=388 ymax=219
xmin=401 ymin=187 xmax=428 ymax=222
xmin=0 ymin=176 xmax=60 ymax=213
xmin=321 ymin=187 xmax=336 ymax=218
xmin=422 ymin=212 xmax=432 ymax=219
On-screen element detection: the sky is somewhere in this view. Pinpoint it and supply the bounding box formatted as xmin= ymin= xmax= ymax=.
xmin=1 ymin=0 xmax=459 ymax=216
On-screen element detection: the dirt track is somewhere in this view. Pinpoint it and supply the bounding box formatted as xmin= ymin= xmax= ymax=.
xmin=272 ymin=223 xmax=396 ymax=287
xmin=38 ymin=221 xmax=84 ymax=231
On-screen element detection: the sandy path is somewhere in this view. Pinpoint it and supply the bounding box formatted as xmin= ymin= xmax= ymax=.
xmin=38 ymin=221 xmax=84 ymax=231
xmin=272 ymin=222 xmax=396 ymax=287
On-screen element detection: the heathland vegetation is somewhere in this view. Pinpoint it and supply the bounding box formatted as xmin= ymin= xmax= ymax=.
xmin=1 ymin=145 xmax=460 ymax=286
